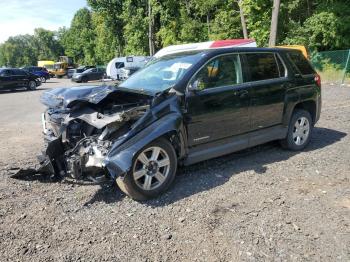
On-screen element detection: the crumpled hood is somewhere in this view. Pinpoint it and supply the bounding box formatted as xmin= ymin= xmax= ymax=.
xmin=40 ymin=85 xmax=118 ymax=109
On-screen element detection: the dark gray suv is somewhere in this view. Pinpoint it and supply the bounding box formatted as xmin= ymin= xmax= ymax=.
xmin=38 ymin=47 xmax=321 ymax=200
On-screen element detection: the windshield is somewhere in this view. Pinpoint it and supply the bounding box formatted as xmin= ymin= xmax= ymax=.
xmin=119 ymin=51 xmax=204 ymax=92
xmin=54 ymin=63 xmax=62 ymax=70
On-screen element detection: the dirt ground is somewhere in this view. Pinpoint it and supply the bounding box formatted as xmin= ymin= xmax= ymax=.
xmin=0 ymin=79 xmax=349 ymax=261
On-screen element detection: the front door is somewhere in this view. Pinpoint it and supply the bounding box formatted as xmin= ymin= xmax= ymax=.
xmin=185 ymin=53 xmax=251 ymax=147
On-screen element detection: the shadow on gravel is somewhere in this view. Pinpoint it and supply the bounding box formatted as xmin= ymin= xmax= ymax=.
xmin=146 ymin=127 xmax=347 ymax=207
xmin=10 ymin=168 xmax=63 ymax=183
xmin=9 ymin=127 xmax=347 ymax=205
xmin=0 ymin=87 xmax=50 ymax=94
xmin=82 ymin=182 xmax=124 ymax=206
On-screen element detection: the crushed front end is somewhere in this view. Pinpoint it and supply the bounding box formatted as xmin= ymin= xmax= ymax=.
xmin=38 ymin=85 xmax=152 ymax=182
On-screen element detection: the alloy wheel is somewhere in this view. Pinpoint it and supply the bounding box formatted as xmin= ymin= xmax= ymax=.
xmin=133 ymin=146 xmax=171 ymax=191
xmin=28 ymin=81 xmax=36 ymax=90
xmin=292 ymin=116 xmax=310 ymax=146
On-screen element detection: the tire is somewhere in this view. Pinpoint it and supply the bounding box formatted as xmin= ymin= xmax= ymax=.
xmin=27 ymin=80 xmax=37 ymax=91
xmin=81 ymin=76 xmax=88 ymax=83
xmin=116 ymin=138 xmax=177 ymax=201
xmin=280 ymin=109 xmax=313 ymax=151
xmin=40 ymin=76 xmax=46 ymax=83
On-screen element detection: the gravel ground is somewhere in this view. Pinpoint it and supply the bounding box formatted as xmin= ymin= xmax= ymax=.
xmin=0 ymin=79 xmax=349 ymax=261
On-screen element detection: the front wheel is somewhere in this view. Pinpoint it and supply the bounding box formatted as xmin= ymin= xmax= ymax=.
xmin=40 ymin=76 xmax=46 ymax=83
xmin=27 ymin=80 xmax=37 ymax=91
xmin=280 ymin=109 xmax=313 ymax=151
xmin=116 ymin=138 xmax=177 ymax=201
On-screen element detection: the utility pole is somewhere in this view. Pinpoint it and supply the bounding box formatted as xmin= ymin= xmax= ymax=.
xmin=148 ymin=0 xmax=155 ymax=56
xmin=269 ymin=0 xmax=280 ymax=47
xmin=207 ymin=13 xmax=210 ymax=37
xmin=238 ymin=0 xmax=248 ymax=39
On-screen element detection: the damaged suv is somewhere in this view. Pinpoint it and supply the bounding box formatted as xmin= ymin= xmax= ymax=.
xmin=39 ymin=48 xmax=321 ymax=200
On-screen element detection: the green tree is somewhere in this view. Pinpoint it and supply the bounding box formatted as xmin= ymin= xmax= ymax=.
xmin=33 ymin=28 xmax=63 ymax=60
xmin=92 ymin=13 xmax=118 ymax=64
xmin=87 ymin=0 xmax=125 ymax=56
xmin=0 ymin=35 xmax=37 ymax=67
xmin=60 ymin=8 xmax=96 ymax=64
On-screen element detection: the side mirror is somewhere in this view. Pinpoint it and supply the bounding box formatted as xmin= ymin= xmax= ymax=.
xmin=188 ymin=79 xmax=203 ymax=92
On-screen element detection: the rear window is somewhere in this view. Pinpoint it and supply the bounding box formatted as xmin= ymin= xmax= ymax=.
xmin=287 ymin=52 xmax=314 ymax=75
xmin=245 ymin=53 xmax=282 ymax=81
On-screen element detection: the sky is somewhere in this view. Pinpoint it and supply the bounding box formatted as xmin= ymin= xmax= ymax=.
xmin=0 ymin=0 xmax=87 ymax=43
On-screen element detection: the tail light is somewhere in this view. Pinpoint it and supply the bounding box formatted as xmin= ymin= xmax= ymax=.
xmin=314 ymin=73 xmax=321 ymax=88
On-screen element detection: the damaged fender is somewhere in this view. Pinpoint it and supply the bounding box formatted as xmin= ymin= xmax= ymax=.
xmin=104 ymin=111 xmax=185 ymax=179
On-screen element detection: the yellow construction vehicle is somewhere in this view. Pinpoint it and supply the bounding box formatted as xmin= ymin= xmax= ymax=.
xmin=53 ymin=56 xmax=75 ymax=78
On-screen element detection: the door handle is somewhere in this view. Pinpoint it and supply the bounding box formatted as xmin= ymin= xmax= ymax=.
xmin=234 ymin=90 xmax=248 ymax=97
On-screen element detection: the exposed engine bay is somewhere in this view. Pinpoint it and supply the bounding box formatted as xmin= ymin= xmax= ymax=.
xmin=39 ymin=85 xmax=153 ymax=181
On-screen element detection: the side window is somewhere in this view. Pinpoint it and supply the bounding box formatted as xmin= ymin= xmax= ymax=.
xmin=191 ymin=54 xmax=242 ymax=90
xmin=245 ymin=53 xmax=280 ymax=81
xmin=18 ymin=69 xmax=26 ymax=75
xmin=0 ymin=70 xmax=11 ymax=76
xmin=287 ymin=52 xmax=314 ymax=75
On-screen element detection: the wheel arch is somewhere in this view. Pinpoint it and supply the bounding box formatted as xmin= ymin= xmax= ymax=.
xmin=292 ymin=100 xmax=317 ymax=124
xmin=283 ymin=98 xmax=317 ymax=127
xmin=104 ymin=113 xmax=186 ymax=179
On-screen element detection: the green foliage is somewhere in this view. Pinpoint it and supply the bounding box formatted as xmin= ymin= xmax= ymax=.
xmin=1 ymin=0 xmax=350 ymax=67
xmin=0 ymin=30 xmax=63 ymax=67
xmin=121 ymin=0 xmax=149 ymax=55
xmin=59 ymin=8 xmax=96 ymax=64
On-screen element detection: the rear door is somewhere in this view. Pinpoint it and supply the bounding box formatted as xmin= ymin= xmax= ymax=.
xmin=243 ymin=52 xmax=288 ymax=130
xmin=185 ymin=53 xmax=251 ymax=146
xmin=13 ymin=69 xmax=28 ymax=87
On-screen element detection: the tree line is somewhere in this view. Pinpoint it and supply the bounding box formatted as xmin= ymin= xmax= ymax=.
xmin=0 ymin=0 xmax=349 ymax=67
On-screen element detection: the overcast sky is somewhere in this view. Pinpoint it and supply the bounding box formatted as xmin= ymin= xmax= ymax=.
xmin=0 ymin=0 xmax=87 ymax=43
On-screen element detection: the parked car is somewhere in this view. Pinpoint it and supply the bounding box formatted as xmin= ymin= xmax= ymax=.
xmin=67 ymin=65 xmax=96 ymax=79
xmin=119 ymin=66 xmax=141 ymax=80
xmin=71 ymin=68 xmax=105 ymax=83
xmin=22 ymin=66 xmax=50 ymax=83
xmin=38 ymin=47 xmax=321 ymax=200
xmin=0 ymin=68 xmax=41 ymax=91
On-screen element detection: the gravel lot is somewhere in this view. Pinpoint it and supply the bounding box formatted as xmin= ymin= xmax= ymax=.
xmin=0 ymin=79 xmax=349 ymax=261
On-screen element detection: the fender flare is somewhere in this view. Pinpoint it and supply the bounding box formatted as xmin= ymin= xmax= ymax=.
xmin=104 ymin=112 xmax=184 ymax=178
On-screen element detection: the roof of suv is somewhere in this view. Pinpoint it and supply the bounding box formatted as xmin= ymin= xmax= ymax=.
xmin=201 ymin=47 xmax=300 ymax=55
xmin=157 ymin=47 xmax=302 ymax=60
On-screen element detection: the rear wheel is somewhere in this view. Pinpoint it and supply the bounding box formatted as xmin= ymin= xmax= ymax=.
xmin=116 ymin=138 xmax=177 ymax=201
xmin=27 ymin=80 xmax=37 ymax=91
xmin=280 ymin=109 xmax=312 ymax=150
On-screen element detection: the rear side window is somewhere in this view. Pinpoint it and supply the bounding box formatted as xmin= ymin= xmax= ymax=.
xmin=245 ymin=53 xmax=282 ymax=81
xmin=287 ymin=52 xmax=314 ymax=75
